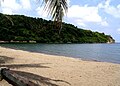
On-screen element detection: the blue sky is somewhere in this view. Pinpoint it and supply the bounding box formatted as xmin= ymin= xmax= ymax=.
xmin=0 ymin=0 xmax=120 ymax=42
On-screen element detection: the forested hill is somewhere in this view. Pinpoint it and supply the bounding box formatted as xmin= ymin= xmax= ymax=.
xmin=0 ymin=13 xmax=115 ymax=43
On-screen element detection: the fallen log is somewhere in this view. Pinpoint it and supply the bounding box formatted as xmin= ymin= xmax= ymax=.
xmin=0 ymin=67 xmax=39 ymax=86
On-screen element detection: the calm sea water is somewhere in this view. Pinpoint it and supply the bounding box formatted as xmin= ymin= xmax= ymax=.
xmin=0 ymin=43 xmax=120 ymax=64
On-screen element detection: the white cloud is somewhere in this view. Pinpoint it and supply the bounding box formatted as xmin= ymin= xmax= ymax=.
xmin=0 ymin=0 xmax=32 ymax=15
xmin=67 ymin=5 xmax=102 ymax=23
xmin=98 ymin=3 xmax=104 ymax=8
xmin=1 ymin=0 xmax=21 ymax=14
xmin=117 ymin=4 xmax=120 ymax=9
xmin=99 ymin=0 xmax=120 ymax=18
xmin=100 ymin=21 xmax=109 ymax=26
xmin=36 ymin=6 xmax=48 ymax=19
xmin=76 ymin=19 xmax=86 ymax=27
xmin=117 ymin=28 xmax=120 ymax=34
xmin=104 ymin=5 xmax=120 ymax=18
xmin=20 ymin=0 xmax=31 ymax=10
xmin=67 ymin=0 xmax=70 ymax=6
xmin=67 ymin=4 xmax=109 ymax=27
xmin=2 ymin=8 xmax=13 ymax=15
xmin=105 ymin=0 xmax=111 ymax=7
xmin=1 ymin=0 xmax=21 ymax=11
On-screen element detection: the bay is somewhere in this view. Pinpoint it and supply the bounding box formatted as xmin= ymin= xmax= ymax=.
xmin=0 ymin=43 xmax=120 ymax=64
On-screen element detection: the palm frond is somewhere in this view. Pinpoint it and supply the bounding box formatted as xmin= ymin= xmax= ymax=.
xmin=43 ymin=0 xmax=68 ymax=34
xmin=43 ymin=0 xmax=68 ymax=22
xmin=5 ymin=15 xmax=14 ymax=26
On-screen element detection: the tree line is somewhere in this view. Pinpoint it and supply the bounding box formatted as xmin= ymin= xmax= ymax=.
xmin=0 ymin=13 xmax=115 ymax=43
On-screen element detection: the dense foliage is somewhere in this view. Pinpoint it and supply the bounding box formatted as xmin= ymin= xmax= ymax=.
xmin=0 ymin=13 xmax=115 ymax=43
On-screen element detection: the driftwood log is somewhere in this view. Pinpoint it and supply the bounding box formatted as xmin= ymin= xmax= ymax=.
xmin=0 ymin=67 xmax=39 ymax=86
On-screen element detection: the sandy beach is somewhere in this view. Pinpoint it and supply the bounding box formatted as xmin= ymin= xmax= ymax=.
xmin=0 ymin=46 xmax=120 ymax=86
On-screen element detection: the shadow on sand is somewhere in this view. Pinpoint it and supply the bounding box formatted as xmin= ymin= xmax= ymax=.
xmin=0 ymin=55 xmax=71 ymax=86
xmin=10 ymin=70 xmax=71 ymax=86
xmin=0 ymin=55 xmax=14 ymax=64
xmin=0 ymin=63 xmax=50 ymax=69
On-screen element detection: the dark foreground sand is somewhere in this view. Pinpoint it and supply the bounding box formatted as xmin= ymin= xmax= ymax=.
xmin=0 ymin=46 xmax=120 ymax=86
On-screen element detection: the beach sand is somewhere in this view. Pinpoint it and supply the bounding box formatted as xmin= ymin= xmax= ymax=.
xmin=0 ymin=46 xmax=120 ymax=86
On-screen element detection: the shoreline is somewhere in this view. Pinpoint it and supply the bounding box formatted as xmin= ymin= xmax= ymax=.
xmin=0 ymin=43 xmax=120 ymax=64
xmin=0 ymin=45 xmax=115 ymax=64
xmin=0 ymin=46 xmax=120 ymax=86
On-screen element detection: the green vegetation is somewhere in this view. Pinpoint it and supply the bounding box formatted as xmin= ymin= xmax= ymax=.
xmin=0 ymin=13 xmax=115 ymax=43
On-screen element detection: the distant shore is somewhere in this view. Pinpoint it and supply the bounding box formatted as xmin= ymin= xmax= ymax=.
xmin=0 ymin=46 xmax=120 ymax=86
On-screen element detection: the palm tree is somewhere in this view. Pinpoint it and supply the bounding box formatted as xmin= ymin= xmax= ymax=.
xmin=43 ymin=0 xmax=68 ymax=34
xmin=0 ymin=0 xmax=68 ymax=33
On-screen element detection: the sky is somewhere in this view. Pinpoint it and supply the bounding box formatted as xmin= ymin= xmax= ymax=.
xmin=0 ymin=0 xmax=120 ymax=42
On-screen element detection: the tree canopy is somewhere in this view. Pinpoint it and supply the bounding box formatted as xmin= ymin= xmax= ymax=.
xmin=0 ymin=13 xmax=115 ymax=43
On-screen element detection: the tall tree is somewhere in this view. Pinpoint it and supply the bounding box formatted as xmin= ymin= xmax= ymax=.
xmin=43 ymin=0 xmax=68 ymax=34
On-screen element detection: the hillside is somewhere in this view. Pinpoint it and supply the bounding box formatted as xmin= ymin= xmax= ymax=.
xmin=0 ymin=13 xmax=115 ymax=43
